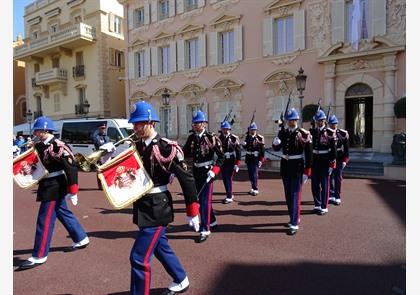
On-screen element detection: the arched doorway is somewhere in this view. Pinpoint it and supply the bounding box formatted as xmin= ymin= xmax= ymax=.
xmin=345 ymin=83 xmax=373 ymax=148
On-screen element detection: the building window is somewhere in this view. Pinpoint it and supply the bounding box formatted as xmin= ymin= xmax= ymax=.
xmin=78 ymin=87 xmax=86 ymax=106
xmin=74 ymin=15 xmax=82 ymax=23
xmin=35 ymin=96 xmax=42 ymax=118
xmin=274 ymin=16 xmax=294 ymax=55
xmin=50 ymin=24 xmax=59 ymax=33
xmin=136 ymin=51 xmax=145 ymax=78
xmin=187 ymin=104 xmax=201 ymax=128
xmin=34 ymin=63 xmax=40 ymax=73
xmin=159 ymin=46 xmax=170 ymax=74
xmin=159 ymin=0 xmax=169 ymax=20
xmin=345 ymin=0 xmax=369 ymax=42
xmin=160 ymin=107 xmax=171 ymax=137
xmin=32 ymin=31 xmax=38 ymax=39
xmin=186 ymin=38 xmax=199 ymax=69
xmin=113 ymin=16 xmax=122 ymax=34
xmin=54 ymin=93 xmax=61 ymax=112
xmin=109 ymin=48 xmax=125 ymax=67
xmin=135 ymin=7 xmax=145 ymax=27
xmin=219 ymin=30 xmax=234 ymax=64
xmin=185 ymin=0 xmax=198 ymax=11
xmin=52 ymin=57 xmax=60 ymax=68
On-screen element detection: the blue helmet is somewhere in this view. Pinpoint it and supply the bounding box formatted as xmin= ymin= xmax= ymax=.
xmin=192 ymin=110 xmax=207 ymax=123
xmin=284 ymin=108 xmax=299 ymax=121
xmin=328 ymin=115 xmax=338 ymax=124
xmin=314 ymin=109 xmax=327 ymax=121
xmin=248 ymin=122 xmax=258 ymax=130
xmin=128 ymin=101 xmax=160 ymax=123
xmin=32 ymin=116 xmax=57 ymax=132
xmin=220 ymin=121 xmax=231 ymax=129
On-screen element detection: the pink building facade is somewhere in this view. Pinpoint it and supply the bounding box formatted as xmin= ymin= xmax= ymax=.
xmin=118 ymin=0 xmax=405 ymax=153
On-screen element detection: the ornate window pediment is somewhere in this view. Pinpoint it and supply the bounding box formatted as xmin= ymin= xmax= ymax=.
xmin=264 ymin=71 xmax=295 ymax=84
xmin=210 ymin=13 xmax=241 ymax=29
xmin=152 ymin=87 xmax=176 ymax=98
xmin=177 ymin=24 xmax=205 ymax=37
xmin=179 ymin=83 xmax=206 ymax=94
xmin=151 ymin=31 xmax=175 ymax=45
xmin=211 ymin=78 xmax=243 ymax=90
xmin=264 ymin=0 xmax=303 ymax=15
xmin=130 ymin=90 xmax=149 ymax=100
xmin=129 ymin=38 xmax=148 ymax=48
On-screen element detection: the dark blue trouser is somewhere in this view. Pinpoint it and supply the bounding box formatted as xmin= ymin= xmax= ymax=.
xmin=32 ymin=198 xmax=87 ymax=258
xmin=330 ymin=163 xmax=344 ymax=199
xmin=247 ymin=163 xmax=259 ymax=190
xmin=311 ymin=166 xmax=330 ymax=210
xmin=221 ymin=163 xmax=234 ymax=199
xmin=130 ymin=226 xmax=186 ymax=295
xmin=198 ymin=181 xmax=216 ymax=232
xmin=282 ymin=176 xmax=302 ymax=226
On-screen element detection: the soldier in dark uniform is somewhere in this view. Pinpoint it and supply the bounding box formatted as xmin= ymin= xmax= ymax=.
xmin=17 ymin=116 xmax=89 ymax=271
xmin=309 ymin=110 xmax=337 ymax=215
xmin=242 ymin=122 xmax=265 ymax=196
xmin=272 ymin=108 xmax=312 ymax=235
xmin=91 ymin=122 xmax=111 ymax=190
xmin=328 ymin=115 xmax=349 ymax=206
xmin=127 ymin=101 xmax=200 ymax=295
xmin=182 ymin=110 xmax=225 ymax=243
xmin=218 ymin=120 xmax=241 ymax=204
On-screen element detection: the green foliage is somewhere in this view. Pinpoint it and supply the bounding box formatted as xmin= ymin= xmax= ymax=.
xmin=394 ymin=97 xmax=406 ymax=118
xmin=302 ymin=104 xmax=319 ymax=122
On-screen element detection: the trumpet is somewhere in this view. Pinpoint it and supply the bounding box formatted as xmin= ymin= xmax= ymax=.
xmin=75 ymin=133 xmax=138 ymax=172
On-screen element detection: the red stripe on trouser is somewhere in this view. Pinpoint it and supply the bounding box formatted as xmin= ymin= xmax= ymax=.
xmin=38 ymin=201 xmax=56 ymax=258
xmin=326 ymin=175 xmax=330 ymax=208
xmin=144 ymin=226 xmax=163 ymax=295
xmin=207 ymin=182 xmax=213 ymax=231
xmin=298 ymin=181 xmax=302 ymax=224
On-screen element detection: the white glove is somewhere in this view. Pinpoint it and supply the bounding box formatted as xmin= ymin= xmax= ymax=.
xmin=234 ymin=165 xmax=239 ymax=173
xmin=99 ymin=142 xmax=116 ymax=153
xmin=258 ymin=161 xmax=262 ymax=168
xmin=328 ymin=167 xmax=333 ymax=175
xmin=303 ymin=174 xmax=309 ymax=184
xmin=342 ymin=162 xmax=347 ymax=169
xmin=65 ymin=193 xmax=78 ymax=206
xmin=272 ymin=137 xmax=281 ymax=145
xmin=207 ymin=170 xmax=216 ymax=180
xmin=187 ymin=215 xmax=200 ymax=232
xmin=169 ymin=173 xmax=175 ymax=184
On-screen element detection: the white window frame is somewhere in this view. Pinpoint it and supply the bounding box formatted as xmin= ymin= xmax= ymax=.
xmin=186 ymin=38 xmax=199 ymax=70
xmin=185 ymin=0 xmax=198 ymax=11
xmin=159 ymin=0 xmax=170 ymax=20
xmin=159 ymin=46 xmax=170 ymax=74
xmin=32 ymin=30 xmax=39 ymax=39
xmin=160 ymin=107 xmax=171 ymax=136
xmin=219 ymin=30 xmax=234 ymax=64
xmin=50 ymin=23 xmax=59 ymax=34
xmin=54 ymin=93 xmax=60 ymax=112
xmin=78 ymin=87 xmax=86 ymax=105
xmin=136 ymin=50 xmax=145 ymax=78
xmin=114 ymin=16 xmax=122 ymax=34
xmin=274 ymin=16 xmax=294 ymax=55
xmin=135 ymin=7 xmax=145 ymax=27
xmin=345 ymin=0 xmax=369 ymax=42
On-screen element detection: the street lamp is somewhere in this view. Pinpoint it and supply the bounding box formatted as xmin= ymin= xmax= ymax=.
xmin=295 ymin=67 xmax=307 ymax=121
xmin=162 ymin=88 xmax=170 ymax=106
xmin=26 ymin=109 xmax=33 ymax=133
xmin=162 ymin=89 xmax=170 ymax=138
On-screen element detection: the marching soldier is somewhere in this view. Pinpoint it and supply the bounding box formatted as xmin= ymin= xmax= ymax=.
xmin=309 ymin=110 xmax=337 ymax=215
xmin=328 ymin=115 xmax=349 ymax=205
xmin=272 ymin=108 xmax=312 ymax=235
xmin=182 ymin=110 xmax=225 ymax=243
xmin=92 ymin=122 xmax=112 ymax=190
xmin=242 ymin=122 xmax=265 ymax=196
xmin=218 ymin=120 xmax=241 ymax=204
xmin=17 ymin=116 xmax=89 ymax=271
xmin=127 ymin=101 xmax=200 ymax=295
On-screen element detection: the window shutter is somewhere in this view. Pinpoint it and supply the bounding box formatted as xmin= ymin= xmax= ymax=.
xmin=177 ymin=40 xmax=185 ymax=71
xmin=128 ymin=10 xmax=133 ymax=30
xmin=121 ymin=51 xmax=125 ymax=68
xmin=263 ymin=17 xmax=274 ymax=56
xmin=294 ymin=10 xmax=305 ymax=50
xmin=144 ymin=3 xmax=150 ymax=25
xmin=151 ymin=46 xmax=158 ymax=75
xmin=128 ymin=51 xmax=135 ymax=79
xmin=109 ymin=13 xmax=115 ymax=32
xmin=151 ymin=0 xmax=158 ymax=22
xmin=169 ymin=104 xmax=178 ymax=137
xmin=369 ymin=0 xmax=386 ymax=37
xmin=209 ymin=32 xmax=218 ymax=66
xmin=169 ymin=0 xmax=176 ymax=17
xmin=198 ymin=33 xmax=206 ymax=67
xmin=179 ymin=103 xmax=187 ymax=135
xmin=234 ymin=24 xmax=243 ymax=62
xmin=170 ymin=41 xmax=177 ymax=73
xmin=331 ymin=0 xmax=345 ymax=44
xmin=109 ymin=48 xmax=115 ymax=65
xmin=198 ymin=0 xmax=205 ymax=8
xmin=144 ymin=47 xmax=151 ymax=76
xmin=177 ymin=0 xmax=184 ymax=14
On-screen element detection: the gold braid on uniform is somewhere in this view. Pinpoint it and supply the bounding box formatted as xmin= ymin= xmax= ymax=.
xmin=151 ymin=139 xmax=184 ymax=173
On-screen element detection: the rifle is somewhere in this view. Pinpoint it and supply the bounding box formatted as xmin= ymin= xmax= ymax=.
xmin=246 ymin=108 xmax=257 ymax=136
xmin=311 ymin=98 xmax=322 ymax=129
xmin=275 ymin=90 xmax=293 ymax=128
xmin=326 ymin=101 xmax=332 ymax=123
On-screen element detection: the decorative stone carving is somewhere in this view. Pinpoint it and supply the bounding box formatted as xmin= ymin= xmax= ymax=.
xmin=183 ymin=68 xmax=202 ymax=79
xmin=264 ymin=71 xmax=295 ymax=84
xmin=211 ymin=0 xmax=239 ymax=11
xmin=338 ymin=38 xmax=380 ymax=54
xmin=271 ymin=53 xmax=298 ymax=65
xmin=157 ymin=73 xmax=174 ymax=83
xmin=350 ymin=59 xmax=370 ymax=70
xmin=386 ymin=0 xmax=406 ymax=45
xmin=308 ymin=1 xmax=330 ymax=54
xmin=264 ymin=0 xmax=302 ymax=16
xmin=216 ymin=63 xmax=239 ymax=74
xmin=131 ymin=90 xmax=149 ymax=100
xmin=180 ymin=7 xmax=204 ymax=20
xmin=210 ymin=14 xmax=241 ymax=30
xmin=211 ymin=78 xmax=243 ymax=90
xmin=135 ymin=77 xmax=149 ymax=87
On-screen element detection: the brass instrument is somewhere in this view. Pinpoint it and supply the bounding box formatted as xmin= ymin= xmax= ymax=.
xmin=75 ymin=133 xmax=138 ymax=172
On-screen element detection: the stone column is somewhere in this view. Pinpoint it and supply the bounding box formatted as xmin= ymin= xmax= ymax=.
xmin=381 ymin=53 xmax=397 ymax=153
xmin=324 ymin=61 xmax=337 ymax=117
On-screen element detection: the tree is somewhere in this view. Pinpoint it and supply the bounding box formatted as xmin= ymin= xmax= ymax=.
xmin=394 ymin=97 xmax=406 ymax=118
xmin=302 ymin=104 xmax=319 ymax=122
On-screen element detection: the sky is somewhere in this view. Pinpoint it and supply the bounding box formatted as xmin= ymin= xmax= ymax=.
xmin=13 ymin=0 xmax=33 ymax=40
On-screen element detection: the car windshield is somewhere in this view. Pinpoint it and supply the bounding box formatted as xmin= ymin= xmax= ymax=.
xmin=120 ymin=128 xmax=134 ymax=137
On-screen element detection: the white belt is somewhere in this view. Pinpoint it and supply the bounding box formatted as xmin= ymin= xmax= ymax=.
xmin=149 ymin=185 xmax=168 ymax=194
xmin=45 ymin=170 xmax=65 ymax=178
xmin=281 ymin=154 xmax=304 ymax=160
xmin=194 ymin=160 xmax=213 ymax=168
xmin=337 ymin=147 xmax=343 ymax=151
xmin=246 ymin=151 xmax=259 ymax=156
xmin=313 ymin=150 xmax=329 ymax=154
xmin=224 ymin=152 xmax=235 ymax=158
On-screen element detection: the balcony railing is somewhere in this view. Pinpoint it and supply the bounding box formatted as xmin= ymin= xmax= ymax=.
xmin=72 ymin=65 xmax=85 ymax=78
xmin=31 ymin=77 xmax=40 ymax=88
xmin=14 ymin=23 xmax=96 ymax=58
xmin=35 ymin=68 xmax=68 ymax=85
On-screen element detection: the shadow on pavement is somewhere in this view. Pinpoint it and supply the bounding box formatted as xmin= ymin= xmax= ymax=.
xmin=167 ymin=222 xmax=289 ymax=234
xmin=87 ymin=230 xmax=137 ymax=240
xmin=211 ymin=262 xmax=405 ymax=295
xmin=95 ymin=207 xmax=133 ymax=215
xmin=108 ymin=288 xmax=166 ymax=295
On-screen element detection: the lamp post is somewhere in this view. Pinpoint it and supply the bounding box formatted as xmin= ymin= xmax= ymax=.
xmin=295 ymin=67 xmax=307 ymax=122
xmin=162 ymin=88 xmax=170 ymax=138
xmin=26 ymin=109 xmax=33 ymax=134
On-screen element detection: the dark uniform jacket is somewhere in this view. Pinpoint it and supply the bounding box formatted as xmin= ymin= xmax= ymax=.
xmin=133 ymin=134 xmax=198 ymax=227
xmin=218 ymin=132 xmax=241 ymax=167
xmin=243 ymin=133 xmax=265 ymax=165
xmin=309 ymin=126 xmax=337 ymax=169
xmin=335 ymin=128 xmax=350 ymax=164
xmin=92 ymin=131 xmax=110 ymax=150
xmin=273 ymin=127 xmax=313 ymax=177
xmin=35 ymin=136 xmax=78 ymax=202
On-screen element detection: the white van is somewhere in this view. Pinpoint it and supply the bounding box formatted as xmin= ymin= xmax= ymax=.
xmin=60 ymin=118 xmax=134 ymax=156
xmin=13 ymin=122 xmax=61 ymax=138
